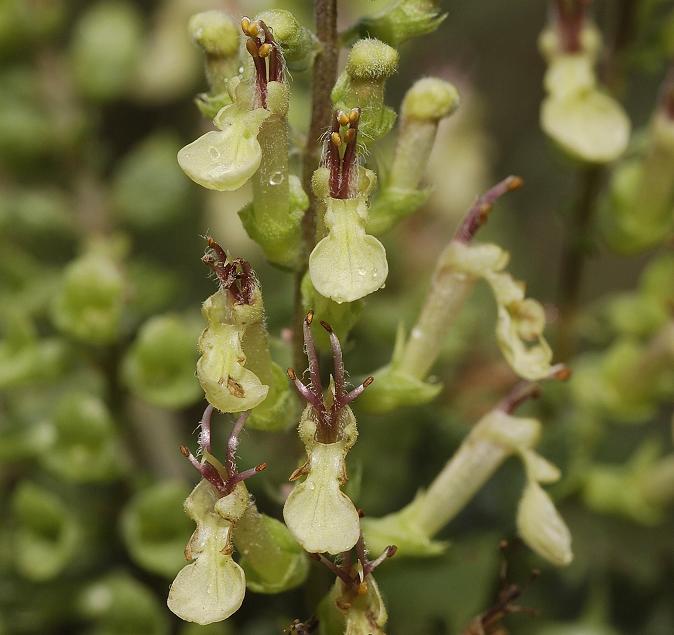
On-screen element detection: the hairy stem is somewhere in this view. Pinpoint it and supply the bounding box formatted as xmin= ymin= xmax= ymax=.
xmin=294 ymin=0 xmax=339 ymax=371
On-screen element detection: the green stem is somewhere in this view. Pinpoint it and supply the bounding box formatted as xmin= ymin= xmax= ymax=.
xmin=557 ymin=165 xmax=603 ymax=360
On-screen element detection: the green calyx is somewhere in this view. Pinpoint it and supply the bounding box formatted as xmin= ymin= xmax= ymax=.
xmin=345 ymin=0 xmax=446 ymax=47
xmin=122 ymin=314 xmax=202 ymax=410
xmin=233 ymin=505 xmax=308 ymax=594
xmin=41 ymin=392 xmax=124 ymax=483
xmin=51 ymin=247 xmax=126 ymax=345
xmin=12 ymin=482 xmax=80 ymax=581
xmin=121 ymin=481 xmax=194 ymax=577
xmin=357 ymin=324 xmax=442 ymax=414
xmin=255 ymin=10 xmax=317 ymax=71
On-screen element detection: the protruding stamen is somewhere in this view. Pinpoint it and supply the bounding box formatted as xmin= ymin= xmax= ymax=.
xmin=349 ymin=108 xmax=360 ymax=124
xmin=363 ymin=545 xmax=397 ymax=576
xmin=288 ymin=367 xmax=324 ymax=410
xmin=303 ymin=312 xmax=321 ymax=393
xmin=342 ymin=376 xmax=374 ymax=405
xmin=198 ymin=403 xmax=214 ymax=454
xmin=310 ymin=553 xmax=355 ymax=585
xmin=231 ymin=463 xmax=267 ymax=486
xmin=180 ymin=445 xmax=226 ymax=493
xmin=247 ymin=20 xmax=261 ymax=37
xmin=241 ymin=17 xmax=251 ymax=34
xmin=258 ymin=42 xmax=272 ymax=58
xmin=331 ymin=132 xmax=342 ymax=147
xmin=225 ymin=411 xmax=250 ymax=482
xmin=321 ymin=321 xmax=345 ymax=401
xmin=337 ymin=111 xmax=350 ymax=126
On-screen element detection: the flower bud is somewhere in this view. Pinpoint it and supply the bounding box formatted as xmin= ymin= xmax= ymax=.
xmin=332 ymin=39 xmax=399 ymax=147
xmin=255 ymin=10 xmax=317 ymax=71
xmin=367 ymin=77 xmax=459 ymax=234
xmin=401 ymin=77 xmax=460 ymax=121
xmin=70 ymin=1 xmax=143 ymax=101
xmin=517 ymin=480 xmax=573 ymax=567
xmin=122 ymin=314 xmax=201 ymax=410
xmin=178 ymin=105 xmax=270 ymax=191
xmin=346 ymin=38 xmax=399 ymax=81
xmin=309 ymin=196 xmax=388 ymax=303
xmin=346 ymin=0 xmax=446 ymax=46
xmin=167 ymin=480 xmax=248 ymax=624
xmin=188 ymin=11 xmax=240 ymax=100
xmin=11 ymin=482 xmax=80 ymax=581
xmin=51 ymin=247 xmax=126 ymax=345
xmin=188 ymin=11 xmax=239 ymax=58
xmin=122 ymin=481 xmax=193 ymax=577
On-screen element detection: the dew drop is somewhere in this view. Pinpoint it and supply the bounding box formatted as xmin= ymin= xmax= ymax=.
xmin=411 ymin=327 xmax=422 ymax=340
xmin=269 ymin=171 xmax=284 ymax=186
xmin=238 ymin=65 xmax=244 ymax=74
xmin=357 ymin=268 xmax=366 ymax=277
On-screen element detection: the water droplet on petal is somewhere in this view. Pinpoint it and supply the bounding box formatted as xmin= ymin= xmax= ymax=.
xmin=357 ymin=268 xmax=366 ymax=277
xmin=269 ymin=171 xmax=284 ymax=186
xmin=238 ymin=65 xmax=244 ymax=74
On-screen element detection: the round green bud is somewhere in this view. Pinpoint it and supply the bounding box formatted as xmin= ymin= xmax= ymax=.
xmin=12 ymin=482 xmax=80 ymax=581
xmin=41 ymin=392 xmax=123 ymax=482
xmin=401 ymin=77 xmax=460 ymax=121
xmin=346 ymin=38 xmax=399 ymax=81
xmin=121 ymin=481 xmax=193 ymax=578
xmin=256 ymin=9 xmax=317 ymax=71
xmin=188 ymin=11 xmax=239 ymax=58
xmin=113 ymin=133 xmax=190 ymax=228
xmin=51 ymin=249 xmax=126 ymax=345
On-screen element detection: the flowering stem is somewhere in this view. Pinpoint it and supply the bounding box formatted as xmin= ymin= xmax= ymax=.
xmin=398 ymin=176 xmax=522 ymax=379
xmin=295 ymin=0 xmax=339 ymax=372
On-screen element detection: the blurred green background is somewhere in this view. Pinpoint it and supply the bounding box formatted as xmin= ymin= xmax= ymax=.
xmin=1 ymin=0 xmax=674 ymax=633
